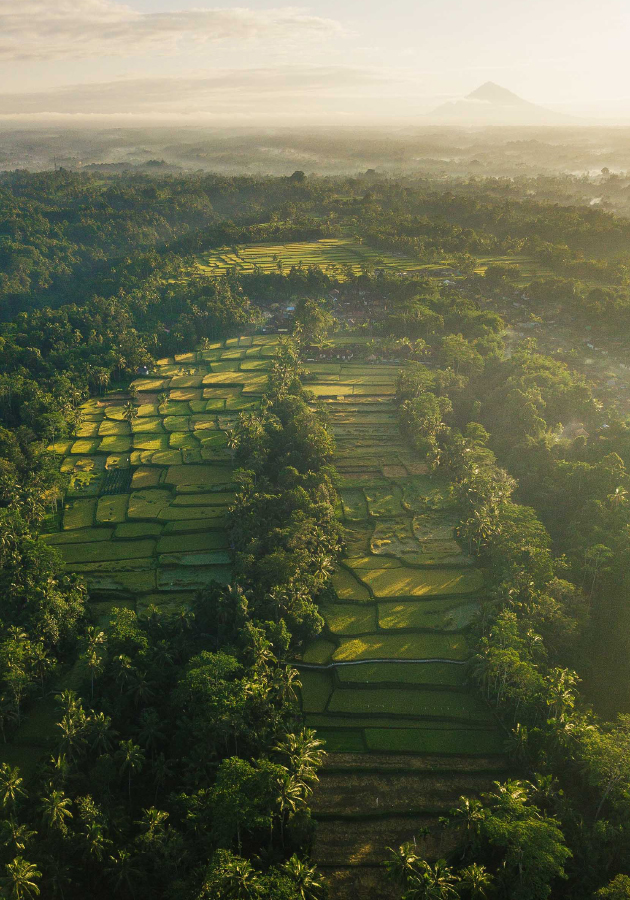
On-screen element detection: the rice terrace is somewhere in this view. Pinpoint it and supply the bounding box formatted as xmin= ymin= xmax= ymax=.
xmin=31 ymin=333 xmax=507 ymax=899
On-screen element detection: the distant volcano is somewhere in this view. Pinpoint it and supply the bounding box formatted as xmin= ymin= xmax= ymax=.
xmin=428 ymin=82 xmax=577 ymax=125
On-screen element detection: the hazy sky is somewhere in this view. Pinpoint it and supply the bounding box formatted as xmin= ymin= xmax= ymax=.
xmin=0 ymin=0 xmax=629 ymax=122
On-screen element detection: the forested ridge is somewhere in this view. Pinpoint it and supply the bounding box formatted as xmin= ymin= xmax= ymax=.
xmin=2 ymin=170 xmax=630 ymax=897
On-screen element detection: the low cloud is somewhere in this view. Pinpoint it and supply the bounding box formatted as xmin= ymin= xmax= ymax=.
xmin=0 ymin=66 xmax=414 ymax=118
xmin=0 ymin=0 xmax=344 ymax=61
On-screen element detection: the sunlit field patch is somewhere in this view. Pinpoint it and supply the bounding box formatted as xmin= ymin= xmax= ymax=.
xmin=377 ymin=600 xmax=480 ymax=631
xmin=332 ymin=632 xmax=469 ymax=662
xmin=331 ymin=567 xmax=372 ymax=601
xmin=356 ymin=566 xmax=483 ymax=598
xmin=321 ymin=604 xmax=378 ymax=635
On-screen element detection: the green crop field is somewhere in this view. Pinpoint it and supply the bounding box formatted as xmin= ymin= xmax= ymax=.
xmin=46 ymin=335 xmax=283 ymax=610
xmin=326 ymin=688 xmax=493 ymax=722
xmin=364 ymin=727 xmax=505 ymax=755
xmin=330 ymin=567 xmax=372 ymax=601
xmin=321 ymin=604 xmax=378 ymax=636
xmin=335 ymin=661 xmax=467 ymax=687
xmin=332 ymin=633 xmax=469 ymax=662
xmin=299 ymin=670 xmax=334 ymax=714
xmin=296 ymin=361 xmax=502 ymax=773
xmin=196 ymin=238 xmax=439 ymax=278
xmin=378 ymin=600 xmax=480 ymax=631
xmin=354 ymin=566 xmax=484 ymax=598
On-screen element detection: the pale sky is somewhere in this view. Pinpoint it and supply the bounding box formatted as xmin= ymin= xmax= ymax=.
xmin=0 ymin=0 xmax=629 ymax=122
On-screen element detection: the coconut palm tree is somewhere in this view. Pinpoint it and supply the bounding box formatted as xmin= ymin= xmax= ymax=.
xmin=458 ymin=864 xmax=493 ymax=899
xmin=117 ymin=740 xmax=145 ymax=801
xmin=608 ymin=485 xmax=628 ymax=509
xmin=87 ymin=712 xmax=118 ymax=755
xmin=123 ymin=401 xmax=138 ymax=427
xmin=276 ymin=773 xmax=307 ymax=846
xmin=281 ymin=855 xmax=325 ymax=900
xmin=1 ymin=821 xmax=35 ymax=857
xmin=105 ymin=849 xmax=141 ymax=899
xmin=274 ymin=729 xmax=325 ymax=785
xmin=385 ymin=842 xmax=421 ymax=886
xmin=407 ymin=859 xmax=459 ymax=900
xmin=213 ymin=853 xmax=261 ymax=899
xmin=40 ymin=789 xmax=73 ymax=835
xmin=0 ymin=765 xmax=26 ymax=813
xmin=0 ymin=857 xmax=41 ymax=899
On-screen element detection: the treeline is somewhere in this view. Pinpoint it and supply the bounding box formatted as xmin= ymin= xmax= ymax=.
xmin=0 ymin=169 xmax=337 ymax=318
xmin=427 ymin=337 xmax=630 ymax=712
xmin=394 ymin=360 xmax=630 ymax=898
xmin=6 ymin=169 xmax=630 ymax=326
xmin=228 ymin=337 xmax=341 ymax=644
xmin=355 ymin=187 xmax=630 ymax=284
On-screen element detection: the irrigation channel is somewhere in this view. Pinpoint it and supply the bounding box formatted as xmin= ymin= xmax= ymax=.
xmin=39 ymin=333 xmax=507 ymax=899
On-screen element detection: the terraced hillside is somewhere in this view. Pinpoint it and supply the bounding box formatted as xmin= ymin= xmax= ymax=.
xmin=197 ymin=238 xmax=439 ymax=278
xmin=197 ymin=239 xmax=544 ymax=286
xmin=296 ymin=367 xmax=508 ymax=899
xmin=45 ymin=335 xmax=279 ymax=615
xmin=43 ymin=337 xmax=506 ymax=899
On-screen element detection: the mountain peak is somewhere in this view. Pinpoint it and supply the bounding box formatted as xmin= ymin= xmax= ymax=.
xmin=427 ymin=82 xmax=576 ymax=125
xmin=466 ymin=82 xmax=529 ymax=106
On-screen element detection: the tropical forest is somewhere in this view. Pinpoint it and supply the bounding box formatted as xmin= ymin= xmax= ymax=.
xmin=2 ymin=157 xmax=630 ymax=900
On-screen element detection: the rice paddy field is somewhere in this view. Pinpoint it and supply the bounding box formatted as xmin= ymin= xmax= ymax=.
xmin=197 ymin=238 xmax=445 ymax=278
xmin=196 ymin=239 xmax=542 ymax=286
xmin=295 ymin=355 xmax=508 ymax=899
xmin=40 ymin=334 xmax=505 ymax=898
xmin=44 ymin=334 xmax=281 ymax=616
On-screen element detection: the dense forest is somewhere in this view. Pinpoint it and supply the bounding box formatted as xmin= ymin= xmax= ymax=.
xmin=3 ymin=169 xmax=630 ymax=898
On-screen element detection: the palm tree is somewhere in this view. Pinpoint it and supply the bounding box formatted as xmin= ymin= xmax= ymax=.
xmin=57 ymin=709 xmax=87 ymax=763
xmin=3 ymin=821 xmax=35 ymax=856
xmin=0 ymin=698 xmax=18 ymax=744
xmin=441 ymin=796 xmax=484 ymax=857
xmin=213 ymin=853 xmax=261 ymax=899
xmin=274 ymin=729 xmax=325 ymax=785
xmin=92 ymin=369 xmax=110 ymax=396
xmin=40 ymin=789 xmax=73 ymax=835
xmin=407 ymin=859 xmax=459 ymax=900
xmin=123 ymin=401 xmax=138 ymax=428
xmin=105 ymin=849 xmax=141 ymax=899
xmin=483 ymin=779 xmax=531 ymax=814
xmin=281 ymin=855 xmax=325 ymax=900
xmin=0 ymin=765 xmax=26 ymax=813
xmin=504 ymin=722 xmax=529 ymax=764
xmin=458 ymin=864 xmax=493 ymax=899
xmin=127 ymin=671 xmax=155 ymax=708
xmin=117 ymin=740 xmax=145 ymax=801
xmin=276 ymin=773 xmax=307 ymax=846
xmin=136 ymin=708 xmax=165 ymax=758
xmin=385 ymin=842 xmax=421 ymax=886
xmin=608 ymin=485 xmax=628 ymax=509
xmin=151 ymin=754 xmax=173 ymax=803
xmin=0 ymin=857 xmax=41 ymax=899
xmin=87 ymin=712 xmax=118 ymax=755
xmin=27 ymin=644 xmax=54 ymax=696
xmin=83 ymin=648 xmax=104 ymax=701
